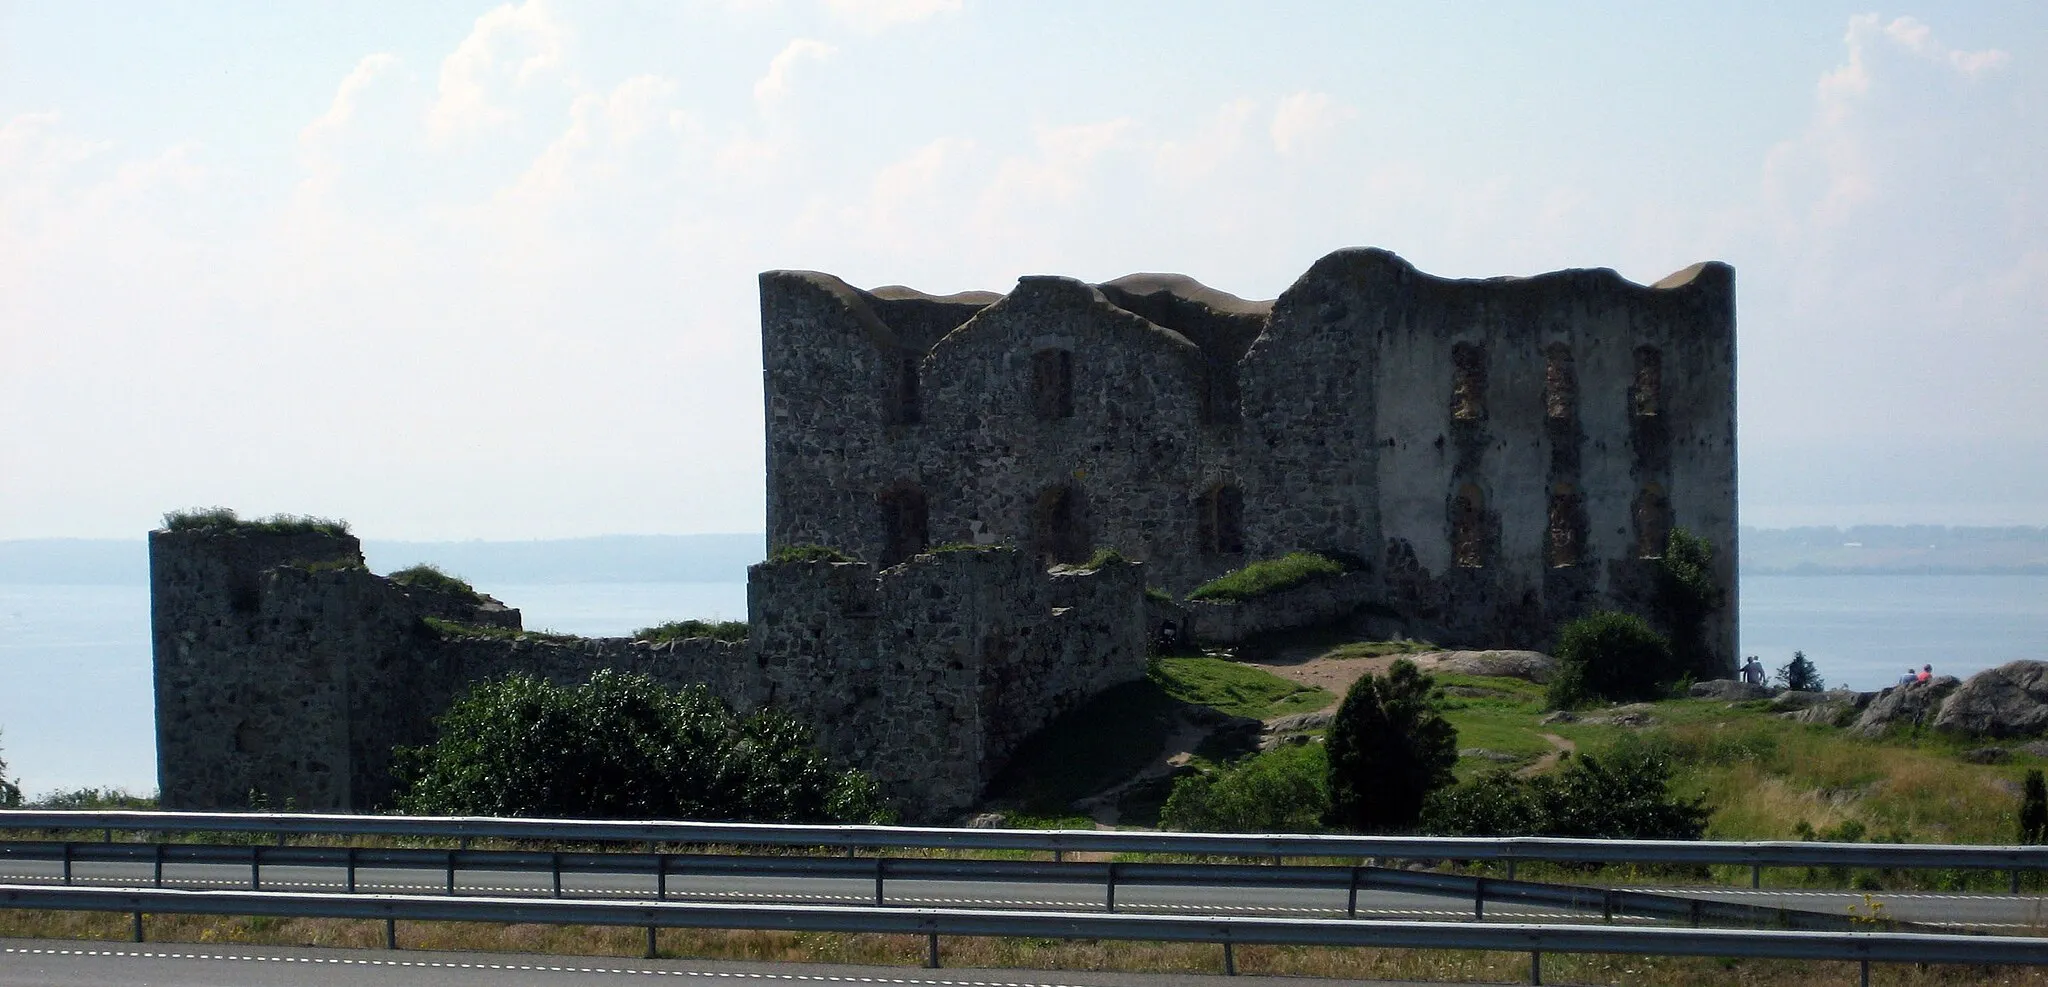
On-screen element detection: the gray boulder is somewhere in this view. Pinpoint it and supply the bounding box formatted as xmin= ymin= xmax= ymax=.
xmin=1789 ymin=701 xmax=1859 ymax=727
xmin=1932 ymin=661 xmax=2048 ymax=738
xmin=1431 ymin=650 xmax=1557 ymax=684
xmin=1851 ymin=677 xmax=1960 ymax=738
xmin=1265 ymin=710 xmax=1334 ymax=733
xmin=1690 ymin=679 xmax=1770 ymax=701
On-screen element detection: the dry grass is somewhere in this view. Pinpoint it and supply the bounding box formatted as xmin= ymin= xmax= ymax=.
xmin=8 ymin=909 xmax=2048 ymax=985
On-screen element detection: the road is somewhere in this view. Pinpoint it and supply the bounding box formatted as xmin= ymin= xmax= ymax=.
xmin=3 ymin=856 xmax=2041 ymax=929
xmin=0 ymin=938 xmax=1427 ymax=987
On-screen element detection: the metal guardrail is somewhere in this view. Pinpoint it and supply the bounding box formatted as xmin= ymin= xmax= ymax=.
xmin=0 ymin=883 xmax=2037 ymax=985
xmin=0 ymin=840 xmax=1894 ymax=932
xmin=6 ymin=809 xmax=2047 ymax=875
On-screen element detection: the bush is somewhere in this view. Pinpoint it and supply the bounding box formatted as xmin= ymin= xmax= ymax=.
xmin=1424 ymin=737 xmax=1709 ymax=840
xmin=395 ymin=670 xmax=890 ymax=823
xmin=768 ymin=544 xmax=858 ymax=564
xmin=1160 ymin=744 xmax=1329 ymax=833
xmin=0 ymin=729 xmax=20 ymax=808
xmin=1187 ymin=552 xmax=1346 ymax=602
xmin=29 ymin=787 xmax=155 ymax=809
xmin=1656 ymin=528 xmax=1726 ymax=679
xmin=2022 ymin=770 xmax=2048 ymax=845
xmin=1775 ymin=651 xmax=1825 ymax=692
xmin=633 ymin=619 xmax=749 ymax=644
xmin=162 ymin=507 xmax=351 ymax=537
xmin=1546 ymin=611 xmax=1676 ymax=709
xmin=1323 ymin=658 xmax=1458 ymax=832
xmin=389 ymin=563 xmax=483 ymax=603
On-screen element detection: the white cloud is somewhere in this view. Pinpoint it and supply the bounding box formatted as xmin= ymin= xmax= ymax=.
xmin=823 ymin=0 xmax=961 ymax=32
xmin=1880 ymin=15 xmax=2010 ymax=77
xmin=1269 ymin=90 xmax=1348 ymax=158
xmin=753 ymin=38 xmax=837 ymax=104
xmin=427 ymin=1 xmax=567 ymax=141
xmin=1154 ymin=98 xmax=1257 ymax=185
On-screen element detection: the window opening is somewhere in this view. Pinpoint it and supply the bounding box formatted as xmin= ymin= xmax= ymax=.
xmin=1450 ymin=342 xmax=1487 ymax=421
xmin=1032 ymin=349 xmax=1074 ymax=420
xmin=1198 ymin=484 xmax=1245 ymax=556
xmin=1544 ymin=342 xmax=1576 ymax=420
xmin=1451 ymin=483 xmax=1486 ymax=567
xmin=1633 ymin=483 xmax=1671 ymax=559
xmin=877 ymin=485 xmax=928 ymax=567
xmin=889 ymin=354 xmax=921 ymax=426
xmin=1631 ymin=346 xmax=1663 ymax=418
xmin=1032 ymin=484 xmax=1089 ymax=564
xmin=1547 ymin=484 xmax=1581 ymax=567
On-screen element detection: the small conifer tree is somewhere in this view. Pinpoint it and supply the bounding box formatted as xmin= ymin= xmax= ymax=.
xmin=2020 ymin=769 xmax=2048 ymax=845
xmin=1323 ymin=659 xmax=1458 ymax=832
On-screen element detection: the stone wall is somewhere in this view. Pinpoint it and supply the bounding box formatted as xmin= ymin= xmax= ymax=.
xmin=152 ymin=531 xmax=1145 ymax=820
xmin=760 ymin=247 xmax=1737 ymax=664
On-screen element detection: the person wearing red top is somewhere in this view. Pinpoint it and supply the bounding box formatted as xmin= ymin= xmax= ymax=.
xmin=1916 ymin=664 xmax=1933 ymax=684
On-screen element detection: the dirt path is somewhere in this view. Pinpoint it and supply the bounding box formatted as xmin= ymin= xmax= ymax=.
xmin=1519 ymin=733 xmax=1577 ymax=777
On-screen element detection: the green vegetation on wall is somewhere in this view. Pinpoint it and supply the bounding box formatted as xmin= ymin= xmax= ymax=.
xmin=767 ymin=544 xmax=859 ymax=564
xmin=1185 ymin=552 xmax=1345 ymax=602
xmin=388 ymin=563 xmax=483 ymax=603
xmin=396 ymin=670 xmax=889 ymax=823
xmin=162 ymin=507 xmax=352 ymax=538
xmin=632 ymin=620 xmax=749 ymax=644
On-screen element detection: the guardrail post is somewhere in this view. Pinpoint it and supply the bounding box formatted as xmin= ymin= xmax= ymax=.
xmin=1530 ymin=950 xmax=1542 ymax=985
xmin=1223 ymin=940 xmax=1236 ymax=976
xmin=656 ymin=853 xmax=668 ymax=900
xmin=1690 ymin=898 xmax=1702 ymax=928
xmin=1506 ymin=858 xmax=1516 ymax=881
xmin=132 ymin=911 xmax=143 ymax=942
xmin=551 ymin=853 xmax=563 ymax=898
xmin=385 ymin=917 xmax=397 ymax=950
xmin=1860 ymin=957 xmax=1870 ymax=987
xmin=2013 ymin=868 xmax=2023 ymax=895
xmin=446 ymin=850 xmax=456 ymax=895
xmin=926 ymin=932 xmax=940 ymax=968
xmin=346 ymin=847 xmax=356 ymax=893
xmin=1106 ymin=861 xmax=1117 ymax=913
xmin=1601 ymin=889 xmax=1614 ymax=923
xmin=874 ymin=856 xmax=886 ymax=906
xmin=152 ymin=843 xmax=164 ymax=888
xmin=1346 ymin=867 xmax=1359 ymax=918
xmin=61 ymin=843 xmax=71 ymax=885
xmin=1752 ymin=863 xmax=1761 ymax=889
xmin=645 ymin=925 xmax=658 ymax=959
xmin=103 ymin=827 xmax=113 ymax=844
xmin=1473 ymin=876 xmax=1485 ymax=920
xmin=251 ymin=846 xmax=261 ymax=891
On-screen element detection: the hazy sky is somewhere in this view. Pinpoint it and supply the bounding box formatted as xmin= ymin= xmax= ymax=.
xmin=3 ymin=2 xmax=2044 ymax=540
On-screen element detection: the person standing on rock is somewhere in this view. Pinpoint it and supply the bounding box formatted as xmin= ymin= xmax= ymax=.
xmin=1918 ymin=664 xmax=1933 ymax=684
xmin=1741 ymin=657 xmax=1766 ymax=687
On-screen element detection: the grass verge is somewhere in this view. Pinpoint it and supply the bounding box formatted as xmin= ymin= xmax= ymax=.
xmin=1185 ymin=552 xmax=1345 ymax=602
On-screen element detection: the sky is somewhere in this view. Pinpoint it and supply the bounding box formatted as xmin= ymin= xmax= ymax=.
xmin=2 ymin=1 xmax=2044 ymax=540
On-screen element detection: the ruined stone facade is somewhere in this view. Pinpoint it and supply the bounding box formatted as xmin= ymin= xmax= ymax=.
xmin=152 ymin=528 xmax=1144 ymax=820
xmin=763 ymin=248 xmax=1737 ymax=662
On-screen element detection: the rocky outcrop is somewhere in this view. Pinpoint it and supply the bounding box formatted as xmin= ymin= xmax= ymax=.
xmin=1851 ymin=677 xmax=1960 ymax=738
xmin=1689 ymin=679 xmax=1771 ymax=701
xmin=1430 ymin=650 xmax=1557 ymax=683
xmin=1931 ymin=661 xmax=2048 ymax=738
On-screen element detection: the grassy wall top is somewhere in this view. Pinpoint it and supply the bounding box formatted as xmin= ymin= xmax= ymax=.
xmin=389 ymin=563 xmax=484 ymax=603
xmin=767 ymin=544 xmax=860 ymax=564
xmin=163 ymin=507 xmax=352 ymax=538
xmin=1186 ymin=551 xmax=1346 ymax=602
xmin=632 ymin=619 xmax=749 ymax=644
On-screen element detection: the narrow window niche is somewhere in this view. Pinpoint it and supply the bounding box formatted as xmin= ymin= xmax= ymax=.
xmin=888 ymin=353 xmax=921 ymax=426
xmin=1631 ymin=345 xmax=1663 ymax=418
xmin=876 ymin=484 xmax=929 ymax=567
xmin=1198 ymin=483 xmax=1246 ymax=556
xmin=1450 ymin=342 xmax=1487 ymax=422
xmin=1031 ymin=348 xmax=1075 ymax=420
xmin=1451 ymin=482 xmax=1486 ymax=567
xmin=1633 ymin=483 xmax=1672 ymax=559
xmin=1032 ymin=484 xmax=1089 ymax=564
xmin=1544 ymin=342 xmax=1576 ymax=421
xmin=1547 ymin=484 xmax=1582 ymax=568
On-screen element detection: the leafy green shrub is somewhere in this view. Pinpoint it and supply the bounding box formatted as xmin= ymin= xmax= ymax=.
xmin=389 ymin=563 xmax=483 ymax=603
xmin=1324 ymin=658 xmax=1458 ymax=832
xmin=1160 ymin=744 xmax=1329 ymax=833
xmin=768 ymin=544 xmax=858 ymax=564
xmin=1424 ymin=737 xmax=1708 ymax=840
xmin=1775 ymin=651 xmax=1825 ymax=692
xmin=29 ymin=787 xmax=155 ymax=809
xmin=1187 ymin=552 xmax=1346 ymax=602
xmin=1546 ymin=610 xmax=1676 ymax=709
xmin=396 ymin=670 xmax=889 ymax=823
xmin=0 ymin=729 xmax=20 ymax=808
xmin=2022 ymin=770 xmax=2048 ymax=845
xmin=633 ymin=619 xmax=749 ymax=644
xmin=1656 ymin=528 xmax=1727 ymax=679
xmin=162 ymin=507 xmax=351 ymax=537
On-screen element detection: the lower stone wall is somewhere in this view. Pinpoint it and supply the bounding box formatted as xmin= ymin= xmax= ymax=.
xmin=1184 ymin=572 xmax=1377 ymax=645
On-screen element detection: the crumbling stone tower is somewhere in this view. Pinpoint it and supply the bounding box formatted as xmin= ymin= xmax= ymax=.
xmin=761 ymin=247 xmax=1737 ymax=663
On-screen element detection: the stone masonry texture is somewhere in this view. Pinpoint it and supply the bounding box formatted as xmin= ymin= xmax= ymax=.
xmin=761 ymin=246 xmax=1736 ymax=663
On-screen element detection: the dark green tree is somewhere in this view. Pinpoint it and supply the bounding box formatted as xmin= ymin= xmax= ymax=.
xmin=1775 ymin=651 xmax=1825 ymax=692
xmin=1546 ymin=610 xmax=1676 ymax=709
xmin=0 ymin=729 xmax=21 ymax=808
xmin=1656 ymin=528 xmax=1728 ymax=679
xmin=396 ymin=670 xmax=888 ymax=823
xmin=1323 ymin=658 xmax=1458 ymax=832
xmin=2021 ymin=770 xmax=2048 ymax=845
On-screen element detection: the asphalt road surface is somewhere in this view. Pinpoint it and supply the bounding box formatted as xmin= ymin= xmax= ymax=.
xmin=3 ymin=856 xmax=2042 ymax=929
xmin=0 ymin=939 xmax=1428 ymax=987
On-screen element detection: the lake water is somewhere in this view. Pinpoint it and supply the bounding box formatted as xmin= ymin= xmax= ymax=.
xmin=2 ymin=575 xmax=2043 ymax=799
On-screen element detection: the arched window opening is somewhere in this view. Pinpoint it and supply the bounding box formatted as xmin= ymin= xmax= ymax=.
xmin=1450 ymin=342 xmax=1487 ymax=421
xmin=1547 ymin=484 xmax=1582 ymax=568
xmin=1451 ymin=483 xmax=1486 ymax=568
xmin=1032 ymin=348 xmax=1074 ymax=420
xmin=1633 ymin=483 xmax=1672 ymax=559
xmin=876 ymin=485 xmax=928 ymax=567
xmin=1198 ymin=484 xmax=1245 ymax=556
xmin=1544 ymin=342 xmax=1576 ymax=420
xmin=888 ymin=354 xmax=921 ymax=426
xmin=1631 ymin=346 xmax=1663 ymax=418
xmin=1032 ymin=484 xmax=1090 ymax=565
